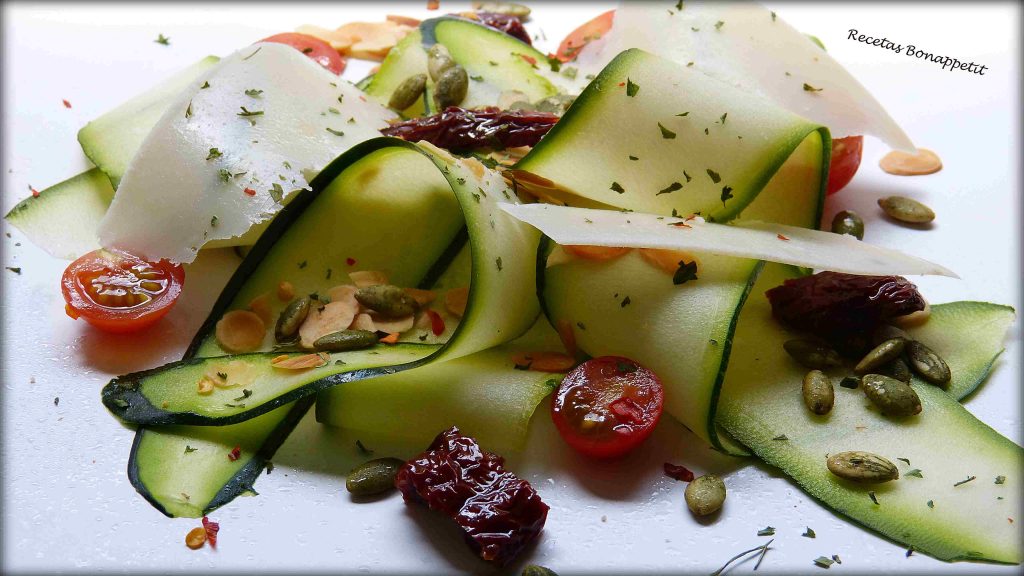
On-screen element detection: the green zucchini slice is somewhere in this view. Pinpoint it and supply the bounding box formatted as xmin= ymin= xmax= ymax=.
xmin=717 ymin=263 xmax=1020 ymax=563
xmin=103 ymin=138 xmax=542 ymax=426
xmin=514 ymin=48 xmax=829 ymax=226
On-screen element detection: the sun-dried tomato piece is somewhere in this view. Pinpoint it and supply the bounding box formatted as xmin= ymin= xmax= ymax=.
xmin=380 ymin=106 xmax=559 ymax=151
xmin=664 ymin=462 xmax=695 ymax=483
xmin=201 ymin=516 xmax=220 ymax=548
xmin=473 ymin=12 xmax=532 ymax=45
xmin=765 ymin=272 xmax=926 ymax=347
xmin=395 ymin=427 xmax=549 ymax=565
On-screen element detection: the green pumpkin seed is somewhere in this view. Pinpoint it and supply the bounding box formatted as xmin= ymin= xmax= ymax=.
xmin=427 ymin=44 xmax=455 ymax=82
xmin=521 ymin=566 xmax=558 ymax=576
xmin=878 ymin=196 xmax=935 ymax=224
xmin=684 ymin=474 xmax=726 ymax=516
xmin=862 ymin=373 xmax=922 ymax=416
xmin=826 ymin=451 xmax=899 ymax=483
xmin=388 ymin=73 xmax=427 ymax=111
xmin=881 ymin=356 xmax=913 ymax=383
xmin=354 ymin=284 xmax=418 ymax=318
xmin=854 ymin=338 xmax=906 ymax=375
xmin=275 ymin=297 xmax=310 ymax=342
xmin=313 ymin=329 xmax=379 ymax=352
xmin=472 ymin=1 xmax=531 ymax=18
xmin=346 ymin=457 xmax=405 ymax=496
xmin=802 ymin=370 xmax=834 ymax=415
xmin=905 ymin=340 xmax=951 ymax=386
xmin=783 ymin=339 xmax=843 ymax=369
xmin=830 ymin=210 xmax=865 ymax=240
xmin=434 ymin=65 xmax=469 ymax=109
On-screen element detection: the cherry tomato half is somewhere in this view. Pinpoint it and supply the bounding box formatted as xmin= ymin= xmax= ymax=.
xmin=61 ymin=249 xmax=185 ymax=333
xmin=826 ymin=135 xmax=864 ymax=195
xmin=551 ymin=356 xmax=664 ymax=459
xmin=260 ymin=32 xmax=347 ymax=75
xmin=555 ymin=10 xmax=615 ymax=62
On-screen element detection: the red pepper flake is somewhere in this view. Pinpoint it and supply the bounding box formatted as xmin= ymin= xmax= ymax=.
xmin=670 ymin=221 xmax=691 ymax=228
xmin=684 ymin=214 xmax=698 ymax=222
xmin=777 ymin=233 xmax=790 ymax=241
xmin=201 ymin=516 xmax=220 ymax=548
xmin=62 ymin=99 xmax=72 ymax=109
xmin=359 ymin=95 xmax=367 ymax=102
xmin=345 ymin=257 xmax=357 ymax=266
xmin=243 ymin=187 xmax=256 ymax=196
xmin=29 ymin=185 xmax=40 ymax=198
xmin=663 ymin=462 xmax=695 ymax=482
xmin=427 ymin=309 xmax=445 ymax=336
xmin=1010 ymin=518 xmax=1015 ymax=524
xmin=518 ymin=54 xmax=537 ymax=67
xmin=617 ymin=82 xmax=626 ymax=87
xmin=426 ymin=0 xmax=439 ymax=10
xmin=228 ymin=446 xmax=241 ymax=461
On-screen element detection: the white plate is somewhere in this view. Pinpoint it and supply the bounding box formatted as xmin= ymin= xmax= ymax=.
xmin=2 ymin=2 xmax=1020 ymax=573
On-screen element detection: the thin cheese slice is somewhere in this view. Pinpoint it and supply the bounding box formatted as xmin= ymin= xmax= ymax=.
xmin=501 ymin=204 xmax=956 ymax=277
xmin=98 ymin=43 xmax=396 ymax=263
xmin=574 ymin=2 xmax=915 ymax=151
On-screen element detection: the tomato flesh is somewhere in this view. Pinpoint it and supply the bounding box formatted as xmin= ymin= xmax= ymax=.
xmin=826 ymin=135 xmax=864 ymax=195
xmin=61 ymin=249 xmax=184 ymax=333
xmin=551 ymin=356 xmax=664 ymax=458
xmin=556 ymin=10 xmax=615 ymax=62
xmin=260 ymin=32 xmax=347 ymax=75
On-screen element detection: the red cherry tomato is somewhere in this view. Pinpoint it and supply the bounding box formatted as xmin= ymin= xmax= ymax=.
xmin=260 ymin=32 xmax=347 ymax=75
xmin=826 ymin=135 xmax=864 ymax=195
xmin=61 ymin=249 xmax=185 ymax=333
xmin=555 ymin=10 xmax=615 ymax=62
xmin=551 ymin=356 xmax=664 ymax=459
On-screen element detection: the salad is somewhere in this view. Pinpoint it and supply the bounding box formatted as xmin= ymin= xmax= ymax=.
xmin=3 ymin=1 xmax=1019 ymax=573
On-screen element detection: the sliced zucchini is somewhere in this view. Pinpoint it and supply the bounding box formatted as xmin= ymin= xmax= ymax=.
xmin=717 ymin=263 xmax=1020 ymax=563
xmin=103 ymin=138 xmax=542 ymax=426
xmin=363 ymin=29 xmax=429 ymax=117
xmin=514 ymin=49 xmax=829 ymax=225
xmin=79 ymin=56 xmax=220 ymax=188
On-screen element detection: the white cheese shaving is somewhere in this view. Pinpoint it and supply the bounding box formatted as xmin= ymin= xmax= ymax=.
xmin=98 ymin=43 xmax=396 ymax=263
xmin=573 ymin=2 xmax=915 ymax=151
xmin=500 ymin=204 xmax=956 ymax=277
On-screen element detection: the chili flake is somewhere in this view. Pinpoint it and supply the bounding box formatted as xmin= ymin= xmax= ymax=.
xmin=202 ymin=516 xmax=220 ymax=548
xmin=243 ymin=187 xmax=256 ymax=196
xmin=228 ymin=446 xmax=241 ymax=461
xmin=663 ymin=462 xmax=695 ymax=482
xmin=346 ymin=257 xmax=357 ymax=266
xmin=29 ymin=185 xmax=40 ymax=198
xmin=426 ymin=309 xmax=445 ymax=336
xmin=777 ymin=233 xmax=790 ymax=241
xmin=62 ymin=99 xmax=72 ymax=109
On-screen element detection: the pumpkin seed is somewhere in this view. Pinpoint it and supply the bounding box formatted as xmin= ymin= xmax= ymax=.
xmin=802 ymin=370 xmax=834 ymax=415
xmin=388 ymin=73 xmax=427 ymax=111
xmin=881 ymin=356 xmax=913 ymax=383
xmin=830 ymin=210 xmax=865 ymax=240
xmin=878 ymin=196 xmax=935 ymax=224
xmin=826 ymin=451 xmax=899 ymax=483
xmin=275 ymin=297 xmax=310 ymax=343
xmin=313 ymin=329 xmax=378 ymax=352
xmin=854 ymin=338 xmax=906 ymax=375
xmin=346 ymin=457 xmax=405 ymax=496
xmin=427 ymin=44 xmax=456 ymax=82
xmin=684 ymin=474 xmax=726 ymax=516
xmin=434 ymin=65 xmax=469 ymax=109
xmin=521 ymin=566 xmax=558 ymax=576
xmin=862 ymin=373 xmax=922 ymax=416
xmin=472 ymin=1 xmax=531 ymax=18
xmin=783 ymin=339 xmax=843 ymax=369
xmin=905 ymin=340 xmax=951 ymax=386
xmin=354 ymin=284 xmax=418 ymax=318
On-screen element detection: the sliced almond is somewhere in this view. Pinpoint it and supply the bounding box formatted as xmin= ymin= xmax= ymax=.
xmin=350 ymin=313 xmax=376 ymax=332
xmin=555 ymin=319 xmax=577 ymax=356
xmin=248 ymin=292 xmax=273 ymax=325
xmin=563 ymin=244 xmax=633 ymax=261
xmin=511 ymin=351 xmax=576 ymax=373
xmin=638 ymin=248 xmax=702 ymax=276
xmin=197 ymin=377 xmax=215 ymax=395
xmin=215 ymin=310 xmax=266 ymax=353
xmin=299 ymin=300 xmax=359 ymax=349
xmin=462 ymin=157 xmax=487 ymax=180
xmin=205 ymin=360 xmax=257 ymax=389
xmin=444 ymin=287 xmax=470 ymax=318
xmin=327 ymin=284 xmax=359 ymax=308
xmin=404 ymin=287 xmax=437 ymax=306
xmin=302 ymin=20 xmax=415 ymax=60
xmin=277 ymin=281 xmax=295 ymax=302
xmin=348 ymin=270 xmax=389 ymax=288
xmin=271 ymin=353 xmax=330 ymax=370
xmin=386 ymin=14 xmax=421 ymax=27
xmin=370 ymin=313 xmax=415 ymax=334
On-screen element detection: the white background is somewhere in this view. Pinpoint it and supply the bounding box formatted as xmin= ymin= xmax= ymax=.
xmin=2 ymin=2 xmax=1020 ymax=574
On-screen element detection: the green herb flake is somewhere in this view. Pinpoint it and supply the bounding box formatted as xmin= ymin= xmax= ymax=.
xmin=906 ymin=469 xmax=924 ymax=478
xmin=773 ymin=434 xmax=788 ymax=441
xmin=495 ymin=257 xmax=503 ymax=271
xmin=233 ymin=389 xmax=253 ymax=402
xmin=676 ymin=0 xmax=684 ymax=10
xmin=184 ymin=445 xmax=198 ymax=454
xmin=771 ymin=11 xmax=777 ymax=21
xmin=337 ymin=95 xmax=344 ymax=104
xmin=927 ymin=499 xmax=935 ymax=508
xmin=298 ymin=260 xmax=307 ymax=269
xmin=155 ymin=34 xmax=170 ymax=46
xmin=813 ymin=556 xmax=834 ymax=569
xmin=325 ymin=127 xmax=345 ymax=137
xmin=954 ymin=475 xmax=977 ymax=487
xmin=576 ymin=321 xmax=586 ymax=330
xmin=621 ymin=295 xmax=631 ymax=308
xmin=869 ymin=491 xmax=879 ymax=505
xmin=691 ymin=27 xmax=700 ymax=32
xmin=328 ymin=107 xmax=340 ymax=115
xmin=5 ymin=267 xmax=22 ymax=275
xmin=243 ymin=46 xmax=262 ymax=61
xmin=218 ymin=169 xmax=232 ymax=183
xmin=719 ymin=112 xmax=728 ymax=125
xmin=676 ymin=111 xmax=689 ymax=117
xmin=682 ymin=170 xmax=692 ymax=182
xmin=269 ymin=183 xmax=284 ymax=202
xmin=244 ymin=88 xmax=263 ymax=97
xmin=757 ymin=526 xmax=775 ymax=536
xmin=658 ymin=123 xmax=677 ymax=139
xmin=628 ymin=155 xmax=639 ymax=161
xmin=721 ymin=186 xmax=734 ymax=204
xmin=356 ymin=439 xmax=373 ymax=455
xmin=715 ymin=20 xmax=725 ymax=30
xmin=185 ymin=100 xmax=193 ymax=119
xmin=561 ymin=66 xmax=578 ymax=80
xmin=803 ymin=83 xmax=823 ymax=93
xmin=200 ymin=81 xmax=210 ymax=89
xmin=802 ymin=527 xmax=816 ymax=538
xmin=237 ymin=106 xmax=264 ymax=117
xmin=897 ymin=457 xmax=911 ymax=466
xmin=995 ymin=475 xmax=1006 ymax=484
xmin=832 ymin=554 xmax=841 ymax=564
xmin=206 ymin=147 xmax=222 ymax=161
xmin=210 ymin=216 xmax=219 ymax=227
xmin=470 ymin=74 xmax=484 ymax=82
xmin=626 ymin=78 xmax=640 ymax=97
xmin=489 ymin=60 xmax=499 ymax=66
xmin=657 ymin=182 xmax=682 ymax=196
xmin=706 ymin=168 xmax=722 ymax=183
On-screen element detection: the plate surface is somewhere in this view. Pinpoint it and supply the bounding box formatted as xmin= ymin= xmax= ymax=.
xmin=2 ymin=2 xmax=1020 ymax=573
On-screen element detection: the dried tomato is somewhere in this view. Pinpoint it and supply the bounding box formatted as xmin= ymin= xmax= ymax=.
xmin=380 ymin=106 xmax=559 ymax=151
xmin=664 ymin=462 xmax=695 ymax=483
xmin=395 ymin=427 xmax=549 ymax=565
xmin=473 ymin=12 xmax=532 ymax=45
xmin=201 ymin=516 xmax=220 ymax=548
xmin=765 ymin=272 xmax=926 ymax=347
